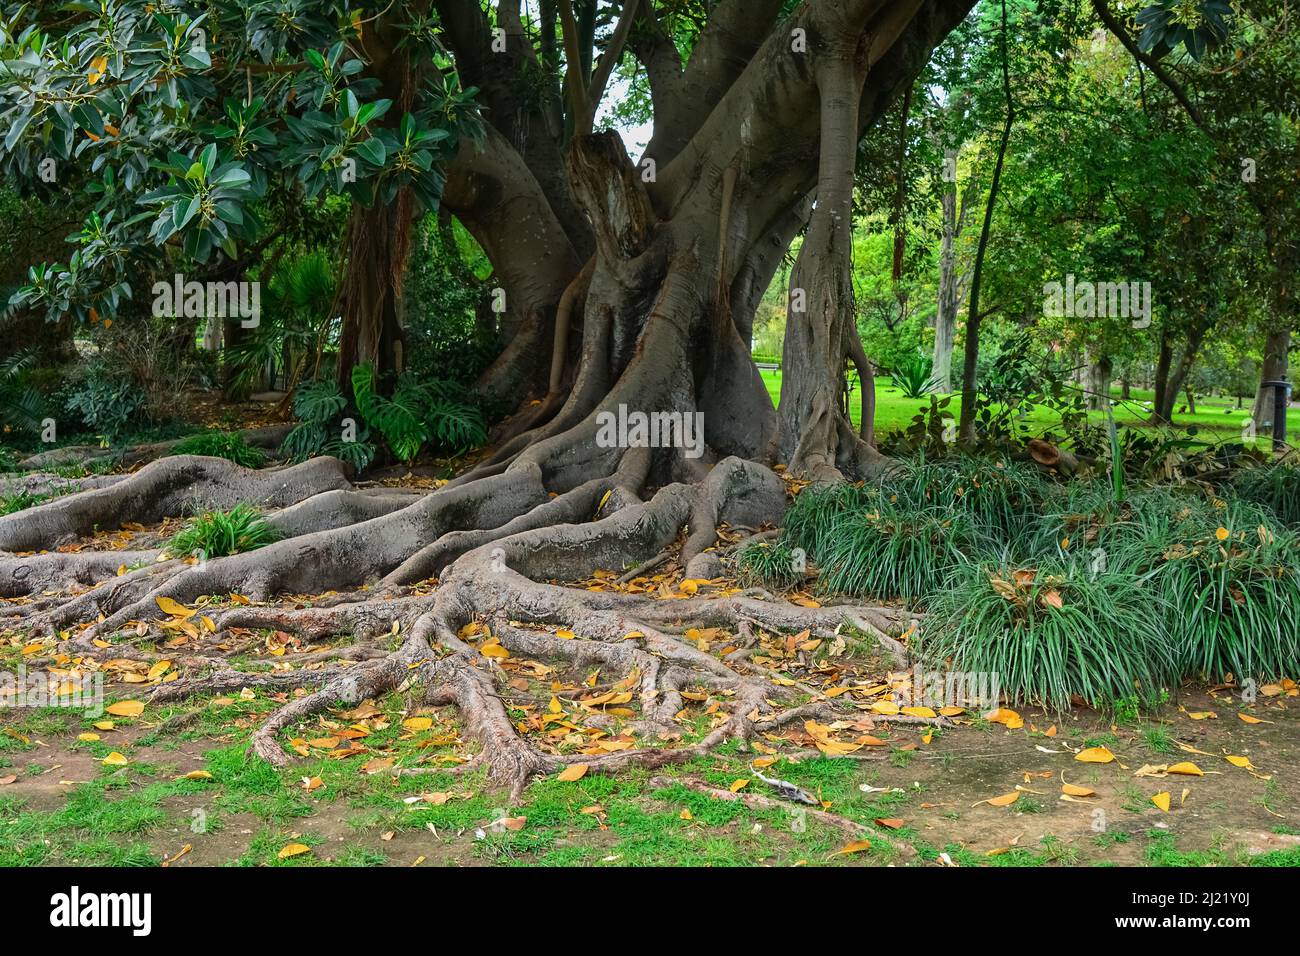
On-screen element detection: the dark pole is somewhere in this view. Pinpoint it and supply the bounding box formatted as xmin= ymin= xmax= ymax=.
xmin=1263 ymin=379 xmax=1290 ymax=451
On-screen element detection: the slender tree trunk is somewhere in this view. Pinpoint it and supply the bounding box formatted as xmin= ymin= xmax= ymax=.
xmin=958 ymin=0 xmax=1013 ymax=446
xmin=1152 ymin=325 xmax=1206 ymax=424
xmin=1150 ymin=332 xmax=1173 ymax=424
xmin=933 ymin=167 xmax=960 ymax=392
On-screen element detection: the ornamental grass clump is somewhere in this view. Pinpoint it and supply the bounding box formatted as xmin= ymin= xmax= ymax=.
xmin=916 ymin=560 xmax=1177 ymax=709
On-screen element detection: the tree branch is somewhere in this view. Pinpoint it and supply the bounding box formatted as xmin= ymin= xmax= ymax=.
xmin=556 ymin=0 xmax=592 ymax=131
xmin=585 ymin=0 xmax=640 ymax=130
xmin=1090 ymin=0 xmax=1207 ymax=131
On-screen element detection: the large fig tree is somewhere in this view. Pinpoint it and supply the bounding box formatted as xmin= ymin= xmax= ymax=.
xmin=0 ymin=0 xmax=977 ymax=790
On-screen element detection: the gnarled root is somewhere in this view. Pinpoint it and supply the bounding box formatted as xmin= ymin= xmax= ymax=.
xmin=241 ymin=456 xmax=909 ymax=801
xmin=0 ymin=455 xmax=352 ymax=553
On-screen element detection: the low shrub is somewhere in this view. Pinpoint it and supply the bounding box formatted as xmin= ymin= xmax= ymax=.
xmin=814 ymin=501 xmax=989 ymax=605
xmin=916 ymin=561 xmax=1177 ymax=709
xmin=172 ymin=432 xmax=266 ymax=468
xmin=61 ymin=366 xmax=143 ymax=442
xmin=1231 ymin=461 xmax=1300 ymax=527
xmin=888 ymin=455 xmax=1046 ymax=538
xmin=1148 ymin=503 xmax=1300 ymax=682
xmin=168 ymin=505 xmax=278 ymax=559
xmin=1029 ymin=484 xmax=1218 ymax=572
xmin=891 ymin=351 xmax=936 ymax=399
xmin=782 ymin=481 xmax=877 ymax=561
xmin=732 ymin=538 xmax=804 ymax=591
xmin=280 ymin=378 xmax=376 ymax=472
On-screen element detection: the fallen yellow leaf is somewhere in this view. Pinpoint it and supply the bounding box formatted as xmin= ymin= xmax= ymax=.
xmin=1075 ymin=746 xmax=1115 ymax=764
xmin=979 ymin=791 xmax=1020 ymax=808
xmin=831 ymin=839 xmax=872 ymax=856
xmin=155 ymin=596 xmax=194 ymax=618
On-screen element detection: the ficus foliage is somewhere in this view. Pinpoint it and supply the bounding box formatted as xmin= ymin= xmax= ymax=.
xmin=0 ymin=0 xmax=482 ymax=326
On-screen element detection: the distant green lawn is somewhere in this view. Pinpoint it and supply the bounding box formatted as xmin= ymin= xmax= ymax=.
xmin=757 ymin=368 xmax=1299 ymax=443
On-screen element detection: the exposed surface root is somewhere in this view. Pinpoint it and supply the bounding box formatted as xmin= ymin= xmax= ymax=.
xmin=0 ymin=472 xmax=126 ymax=499
xmin=0 ymin=550 xmax=161 ymax=599
xmin=15 ymin=423 xmax=293 ymax=472
xmin=147 ymin=667 xmax=345 ymax=704
xmin=4 ymin=447 xmax=916 ymax=806
xmin=70 ymin=468 xmax=550 ymax=636
xmin=207 ymin=594 xmax=433 ymax=642
xmin=0 ymin=455 xmax=351 ymax=553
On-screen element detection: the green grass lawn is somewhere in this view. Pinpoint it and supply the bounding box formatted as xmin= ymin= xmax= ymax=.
xmin=758 ymin=369 xmax=1299 ymax=442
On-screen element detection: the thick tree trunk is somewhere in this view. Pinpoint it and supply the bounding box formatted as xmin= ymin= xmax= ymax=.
xmin=778 ymin=48 xmax=883 ymax=481
xmin=1252 ymin=328 xmax=1291 ymax=430
xmin=1085 ymin=353 xmax=1113 ymax=412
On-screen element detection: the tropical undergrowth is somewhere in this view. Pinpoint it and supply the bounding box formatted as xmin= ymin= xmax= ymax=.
xmin=281 ymin=363 xmax=487 ymax=470
xmin=172 ymin=431 xmax=266 ymax=468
